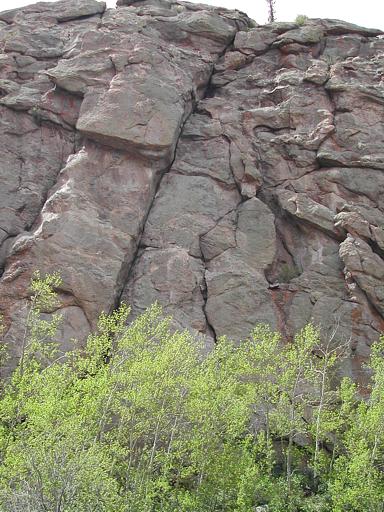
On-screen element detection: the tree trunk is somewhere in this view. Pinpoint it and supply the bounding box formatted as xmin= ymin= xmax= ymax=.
xmin=266 ymin=0 xmax=276 ymax=22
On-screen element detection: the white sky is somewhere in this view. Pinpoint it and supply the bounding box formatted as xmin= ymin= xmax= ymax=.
xmin=0 ymin=0 xmax=383 ymax=29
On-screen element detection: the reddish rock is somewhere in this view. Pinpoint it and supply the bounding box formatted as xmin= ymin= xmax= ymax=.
xmin=0 ymin=1 xmax=383 ymax=386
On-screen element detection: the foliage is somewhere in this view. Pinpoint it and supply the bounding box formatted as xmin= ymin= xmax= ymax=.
xmin=277 ymin=263 xmax=300 ymax=283
xmin=295 ymin=14 xmax=309 ymax=26
xmin=0 ymin=273 xmax=384 ymax=511
xmin=329 ymin=341 xmax=384 ymax=510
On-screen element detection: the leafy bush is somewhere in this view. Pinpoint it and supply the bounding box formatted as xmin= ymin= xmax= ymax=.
xmin=0 ymin=273 xmax=383 ymax=511
xmin=295 ymin=14 xmax=309 ymax=26
xmin=277 ymin=262 xmax=300 ymax=282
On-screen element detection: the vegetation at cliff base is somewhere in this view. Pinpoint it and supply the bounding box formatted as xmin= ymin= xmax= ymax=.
xmin=0 ymin=273 xmax=384 ymax=511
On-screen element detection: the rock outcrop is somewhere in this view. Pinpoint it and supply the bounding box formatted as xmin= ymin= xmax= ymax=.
xmin=0 ymin=0 xmax=383 ymax=384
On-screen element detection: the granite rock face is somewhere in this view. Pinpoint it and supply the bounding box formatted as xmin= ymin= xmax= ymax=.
xmin=0 ymin=0 xmax=383 ymax=384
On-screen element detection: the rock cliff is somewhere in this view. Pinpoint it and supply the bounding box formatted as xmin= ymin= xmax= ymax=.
xmin=0 ymin=0 xmax=383 ymax=383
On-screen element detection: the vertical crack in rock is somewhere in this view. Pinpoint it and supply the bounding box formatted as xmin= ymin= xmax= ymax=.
xmin=115 ymin=23 xmax=252 ymax=335
xmin=113 ymin=63 xmax=234 ymax=307
xmin=113 ymin=100 xmax=203 ymax=311
xmin=200 ymin=249 xmax=218 ymax=342
xmin=223 ymin=134 xmax=245 ymax=197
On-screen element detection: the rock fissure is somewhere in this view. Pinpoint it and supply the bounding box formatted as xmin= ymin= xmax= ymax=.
xmin=117 ymin=45 xmax=243 ymax=334
xmin=200 ymin=251 xmax=218 ymax=342
xmin=112 ymin=103 xmax=200 ymax=311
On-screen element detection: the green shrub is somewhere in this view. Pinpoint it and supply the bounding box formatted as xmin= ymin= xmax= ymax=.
xmin=295 ymin=14 xmax=309 ymax=26
xmin=0 ymin=272 xmax=383 ymax=511
xmin=278 ymin=262 xmax=300 ymax=282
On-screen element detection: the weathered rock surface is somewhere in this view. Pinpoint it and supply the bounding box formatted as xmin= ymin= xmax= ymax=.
xmin=0 ymin=0 xmax=383 ymax=385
